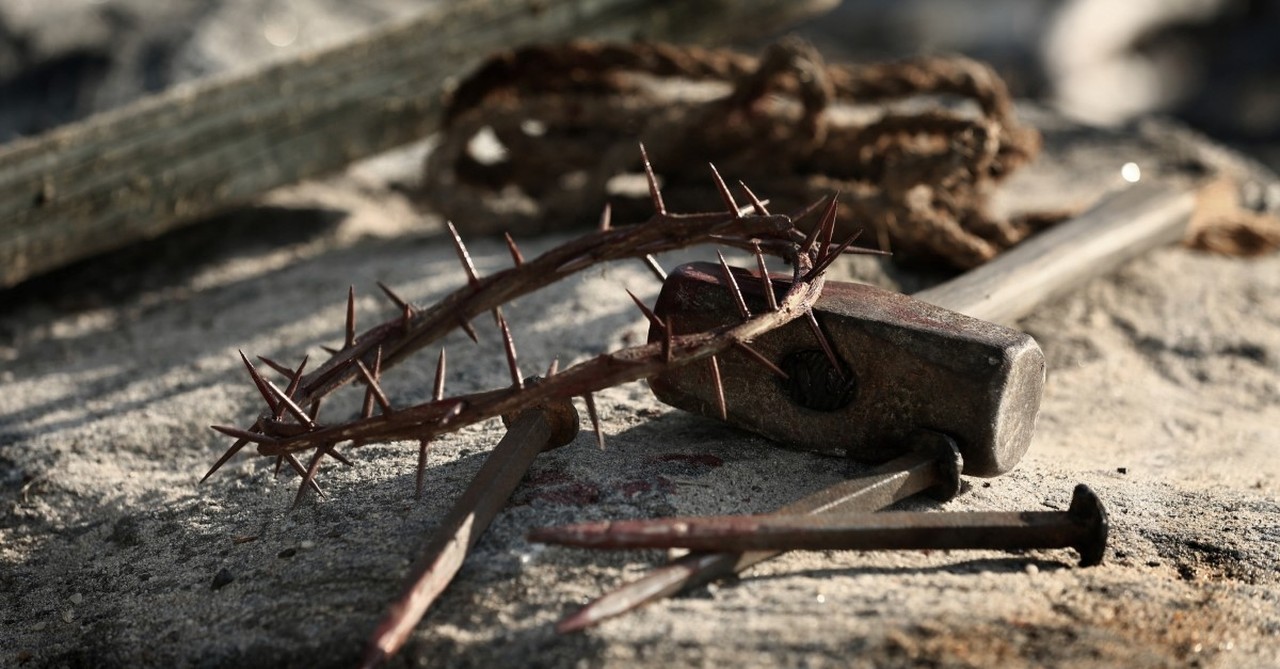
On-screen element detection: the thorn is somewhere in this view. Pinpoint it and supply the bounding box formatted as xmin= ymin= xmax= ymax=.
xmin=739 ymin=180 xmax=770 ymax=215
xmin=626 ymin=290 xmax=665 ymax=330
xmin=789 ymin=196 xmax=828 ymax=227
xmin=292 ymin=447 xmax=329 ymax=509
xmin=446 ymin=221 xmax=481 ymax=287
xmin=583 ymin=393 xmax=604 ymax=449
xmin=598 ymin=203 xmax=612 ymax=231
xmin=804 ymin=230 xmax=863 ymax=282
xmin=716 ymin=251 xmax=751 ymax=320
xmin=360 ymin=348 xmax=383 ymax=419
xmin=345 ymin=286 xmax=358 ymax=349
xmin=710 ymin=355 xmax=728 ymax=421
xmin=201 ymin=438 xmax=249 ymax=483
xmin=308 ymin=398 xmax=322 ymax=422
xmin=273 ymin=456 xmax=284 ymax=478
xmin=210 ymin=425 xmax=276 ymax=444
xmin=321 ymin=345 xmax=340 ymax=356
xmin=503 ymin=232 xmax=525 ymax=267
xmin=377 ymin=281 xmax=411 ymax=311
xmin=708 ymin=164 xmax=740 ymax=218
xmin=457 ymin=316 xmax=479 ymax=343
xmin=265 ymin=378 xmax=315 ymax=428
xmin=643 ymin=255 xmax=667 ymax=282
xmin=818 ymin=194 xmax=840 ymax=261
xmin=806 ymin=310 xmax=843 ymax=374
xmin=283 ymin=355 xmax=309 ymax=404
xmin=402 ymin=304 xmax=413 ymax=331
xmin=355 ymin=359 xmax=393 ymax=416
xmin=733 ymin=341 xmax=788 ymax=379
xmin=546 ymin=358 xmax=560 ymax=377
xmin=284 ymin=453 xmax=324 ymax=496
xmin=415 ymin=439 xmax=431 ymax=499
xmin=238 ymin=351 xmax=279 ymax=414
xmin=497 ymin=313 xmax=523 ymax=389
xmin=752 ymin=242 xmax=778 ymax=312
xmin=433 ymin=349 xmax=447 ymax=402
xmin=328 ymin=446 xmax=355 ymax=467
xmin=803 ymin=196 xmax=839 ymax=259
xmin=638 ymin=143 xmax=666 ymax=216
xmin=256 ymin=355 xmax=295 ymax=380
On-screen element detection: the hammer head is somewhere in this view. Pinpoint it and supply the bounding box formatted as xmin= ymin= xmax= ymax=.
xmin=647 ymin=262 xmax=1044 ymax=477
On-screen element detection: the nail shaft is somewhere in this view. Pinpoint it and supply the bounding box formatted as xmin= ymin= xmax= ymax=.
xmin=554 ymin=432 xmax=961 ymax=633
xmin=360 ymin=387 xmax=577 ymax=668
xmin=535 ymin=485 xmax=1107 ymax=568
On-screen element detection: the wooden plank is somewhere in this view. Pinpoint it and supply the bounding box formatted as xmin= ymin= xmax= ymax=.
xmin=914 ymin=180 xmax=1198 ymax=324
xmin=0 ymin=0 xmax=836 ymax=288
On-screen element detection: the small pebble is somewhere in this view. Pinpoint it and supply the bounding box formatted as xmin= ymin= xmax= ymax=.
xmin=300 ymin=540 xmax=316 ymax=550
xmin=69 ymin=593 xmax=83 ymax=605
xmin=1025 ymin=564 xmax=1039 ymax=576
xmin=211 ymin=568 xmax=234 ymax=591
xmin=32 ymin=621 xmax=46 ymax=631
xmin=61 ymin=610 xmax=73 ymax=623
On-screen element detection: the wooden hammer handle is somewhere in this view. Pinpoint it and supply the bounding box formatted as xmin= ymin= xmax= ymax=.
xmin=914 ymin=181 xmax=1198 ymax=324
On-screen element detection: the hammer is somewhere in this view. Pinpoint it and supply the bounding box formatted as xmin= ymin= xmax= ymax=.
xmin=648 ymin=180 xmax=1198 ymax=476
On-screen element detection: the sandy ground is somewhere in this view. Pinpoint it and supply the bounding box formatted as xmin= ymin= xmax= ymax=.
xmin=3 ymin=103 xmax=1280 ymax=668
xmin=3 ymin=4 xmax=1280 ymax=668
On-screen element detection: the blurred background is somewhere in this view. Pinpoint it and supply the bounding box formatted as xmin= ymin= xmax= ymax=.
xmin=2 ymin=0 xmax=1278 ymax=169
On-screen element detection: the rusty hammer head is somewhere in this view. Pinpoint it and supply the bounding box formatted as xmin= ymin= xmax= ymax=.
xmin=647 ymin=262 xmax=1044 ymax=477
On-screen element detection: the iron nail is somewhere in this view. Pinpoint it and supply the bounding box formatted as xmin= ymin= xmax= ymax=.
xmin=535 ymin=484 xmax=1108 ymax=568
xmin=553 ymin=430 xmax=962 ymax=633
xmin=360 ymin=378 xmax=578 ymax=668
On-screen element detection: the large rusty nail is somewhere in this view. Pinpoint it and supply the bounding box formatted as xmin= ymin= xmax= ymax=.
xmin=553 ymin=431 xmax=962 ymax=633
xmin=360 ymin=378 xmax=578 ymax=668
xmin=534 ymin=484 xmax=1108 ymax=568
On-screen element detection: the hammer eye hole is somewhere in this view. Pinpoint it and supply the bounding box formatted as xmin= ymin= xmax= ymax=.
xmin=780 ymin=349 xmax=857 ymax=412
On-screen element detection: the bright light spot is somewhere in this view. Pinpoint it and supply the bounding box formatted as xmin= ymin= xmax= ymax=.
xmin=1121 ymin=162 xmax=1142 ymax=183
xmin=263 ymin=12 xmax=299 ymax=48
xmin=816 ymin=594 xmax=826 ymax=604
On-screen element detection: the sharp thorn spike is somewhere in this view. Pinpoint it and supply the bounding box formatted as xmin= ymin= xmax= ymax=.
xmin=355 ymin=360 xmax=394 ymax=415
xmin=415 ymin=439 xmax=432 ymax=499
xmin=805 ymin=229 xmax=863 ymax=282
xmin=433 ymin=349 xmax=447 ymax=402
xmin=283 ymin=453 xmax=324 ymax=495
xmin=265 ymin=379 xmax=315 ymax=427
xmin=376 ymin=281 xmax=411 ymax=311
xmin=799 ymin=200 xmax=829 ymax=257
xmin=716 ymin=251 xmax=752 ymax=320
xmin=256 ymin=355 xmax=294 ymax=380
xmin=457 ymin=316 xmax=479 ymax=343
xmin=210 ymin=425 xmax=276 ymax=444
xmin=546 ymin=358 xmax=560 ymax=377
xmin=491 ymin=304 xmax=504 ymax=329
xmin=752 ymin=242 xmax=779 ymax=312
xmin=201 ymin=437 xmax=250 ymax=483
xmin=738 ymin=180 xmax=770 ymax=215
xmin=806 ymin=310 xmax=843 ymax=374
xmin=273 ymin=455 xmax=284 ymax=478
xmin=626 ymin=289 xmax=665 ymax=330
xmin=583 ymin=393 xmax=605 ymax=449
xmin=818 ymin=194 xmax=840 ymax=261
xmin=321 ymin=345 xmax=340 ymax=356
xmin=328 ymin=446 xmax=354 ymax=467
xmin=401 ymin=303 xmax=413 ymax=331
xmin=643 ymin=254 xmax=667 ymax=282
xmin=503 ymin=232 xmax=525 ymax=267
xmin=284 ymin=355 xmax=309 ymax=400
xmin=497 ymin=313 xmax=523 ymax=389
xmin=710 ymin=355 xmax=728 ymax=422
xmin=598 ymin=203 xmax=612 ymax=231
xmin=789 ymin=196 xmax=828 ymax=226
xmin=445 ymin=221 xmax=481 ymax=287
xmin=238 ymin=351 xmax=280 ymax=413
xmin=733 ymin=341 xmax=788 ymax=379
xmin=708 ymin=163 xmax=740 ymax=218
xmin=345 ymin=286 xmax=358 ymax=349
xmin=638 ymin=143 xmax=666 ymax=216
xmin=292 ymin=447 xmax=328 ymax=508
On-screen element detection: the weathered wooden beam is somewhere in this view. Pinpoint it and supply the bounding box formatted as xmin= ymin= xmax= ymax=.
xmin=0 ymin=0 xmax=836 ymax=288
